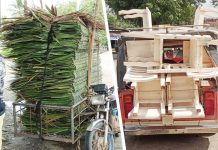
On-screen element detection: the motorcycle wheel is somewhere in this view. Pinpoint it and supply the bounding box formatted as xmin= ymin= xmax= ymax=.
xmin=85 ymin=122 xmax=114 ymax=150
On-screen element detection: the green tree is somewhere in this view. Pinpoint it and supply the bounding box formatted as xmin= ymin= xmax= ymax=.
xmin=106 ymin=0 xmax=206 ymax=25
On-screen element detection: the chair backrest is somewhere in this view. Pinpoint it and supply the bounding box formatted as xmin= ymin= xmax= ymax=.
xmin=137 ymin=80 xmax=162 ymax=101
xmin=170 ymin=75 xmax=196 ymax=100
xmin=126 ymin=40 xmax=154 ymax=62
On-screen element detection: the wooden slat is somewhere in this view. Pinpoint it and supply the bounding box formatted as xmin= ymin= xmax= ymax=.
xmin=160 ymin=101 xmax=166 ymax=115
xmin=119 ymin=9 xmax=147 ymax=15
xmin=200 ymin=80 xmax=210 ymax=87
xmin=133 ymin=102 xmax=139 ymax=116
xmin=168 ymin=100 xmax=173 ymax=113
xmin=139 ymin=99 xmax=162 ymax=104
xmin=124 ymin=61 xmax=160 ymax=67
xmin=166 ymin=74 xmax=171 ymax=84
xmin=183 ymin=41 xmax=190 ymax=64
xmin=126 ymin=40 xmax=154 ymax=62
xmin=193 ymin=85 xmax=202 ymax=112
xmin=147 ymin=67 xmax=218 ymax=74
xmin=162 ymin=115 xmax=173 ymax=125
xmin=187 ymin=71 xmax=218 ymax=78
xmin=128 ymin=107 xmax=161 ymax=120
xmin=154 ymin=38 xmax=162 ymax=62
xmin=172 ymin=106 xmax=205 ymax=119
xmin=160 ymin=74 xmax=166 ymax=87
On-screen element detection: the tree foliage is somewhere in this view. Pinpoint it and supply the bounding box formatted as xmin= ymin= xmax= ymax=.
xmin=106 ymin=0 xmax=206 ymax=25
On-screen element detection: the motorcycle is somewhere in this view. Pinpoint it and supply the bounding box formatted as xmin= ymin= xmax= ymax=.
xmin=85 ymin=84 xmax=119 ymax=150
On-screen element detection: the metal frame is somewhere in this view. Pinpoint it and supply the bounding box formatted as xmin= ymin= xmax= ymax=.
xmin=13 ymin=98 xmax=96 ymax=144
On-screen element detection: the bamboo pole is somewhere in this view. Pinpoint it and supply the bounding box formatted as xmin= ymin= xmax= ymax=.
xmin=87 ymin=0 xmax=100 ymax=92
xmin=39 ymin=0 xmax=43 ymax=9
xmin=24 ymin=0 xmax=28 ymax=16
xmin=0 ymin=0 xmax=1 ymax=26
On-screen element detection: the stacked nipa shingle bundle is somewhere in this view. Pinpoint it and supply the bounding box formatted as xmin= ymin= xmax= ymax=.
xmin=1 ymin=8 xmax=103 ymax=135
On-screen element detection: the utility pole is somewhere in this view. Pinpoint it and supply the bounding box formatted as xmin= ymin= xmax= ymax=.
xmin=87 ymin=0 xmax=100 ymax=92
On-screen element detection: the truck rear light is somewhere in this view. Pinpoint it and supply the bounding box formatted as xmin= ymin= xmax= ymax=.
xmin=204 ymin=91 xmax=215 ymax=115
xmin=123 ymin=95 xmax=133 ymax=118
xmin=119 ymin=89 xmax=134 ymax=120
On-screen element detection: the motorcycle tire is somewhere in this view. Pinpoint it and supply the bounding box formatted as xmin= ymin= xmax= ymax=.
xmin=85 ymin=122 xmax=114 ymax=150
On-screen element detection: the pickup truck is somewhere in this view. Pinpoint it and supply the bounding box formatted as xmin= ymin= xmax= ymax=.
xmin=117 ymin=7 xmax=218 ymax=135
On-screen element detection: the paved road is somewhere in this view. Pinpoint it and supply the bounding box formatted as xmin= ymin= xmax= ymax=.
xmin=125 ymin=134 xmax=218 ymax=150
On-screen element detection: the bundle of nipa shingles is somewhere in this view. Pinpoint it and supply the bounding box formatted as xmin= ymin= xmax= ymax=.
xmin=1 ymin=8 xmax=103 ymax=135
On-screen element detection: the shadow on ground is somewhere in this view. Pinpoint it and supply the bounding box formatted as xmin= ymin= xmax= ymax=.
xmin=125 ymin=134 xmax=210 ymax=150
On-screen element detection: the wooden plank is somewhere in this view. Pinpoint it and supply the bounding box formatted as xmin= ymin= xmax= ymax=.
xmin=133 ymin=102 xmax=139 ymax=116
xmin=168 ymin=100 xmax=173 ymax=113
xmin=126 ymin=40 xmax=154 ymax=62
xmin=164 ymin=64 xmax=187 ymax=67
xmin=124 ymin=14 xmax=144 ymax=19
xmin=160 ymin=101 xmax=166 ymax=115
xmin=139 ymin=103 xmax=161 ymax=107
xmin=190 ymin=38 xmax=203 ymax=68
xmin=124 ymin=119 xmax=217 ymax=126
xmin=119 ymin=8 xmax=152 ymax=31
xmin=162 ymin=115 xmax=173 ymax=125
xmin=159 ymin=39 xmax=164 ymax=64
xmin=128 ymin=107 xmax=161 ymax=120
xmin=147 ymin=67 xmax=218 ymax=74
xmin=134 ymin=83 xmax=139 ymax=116
xmin=172 ymin=106 xmax=205 ymax=119
xmin=166 ymin=74 xmax=171 ymax=84
xmin=124 ymin=61 xmax=160 ymax=67
xmin=193 ymin=85 xmax=202 ymax=112
xmin=154 ymin=38 xmax=162 ymax=62
xmin=189 ymin=39 xmax=197 ymax=68
xmin=201 ymin=80 xmax=210 ymax=87
xmin=137 ymin=80 xmax=162 ymax=102
xmin=183 ymin=41 xmax=190 ymax=64
xmin=173 ymin=102 xmax=193 ymax=107
xmin=140 ymin=99 xmax=161 ymax=103
xmin=138 ymin=80 xmax=162 ymax=91
xmin=160 ymin=74 xmax=166 ymax=87
xmin=123 ymin=72 xmax=158 ymax=82
xmin=119 ymin=9 xmax=147 ymax=15
xmin=199 ymin=42 xmax=204 ymax=68
xmin=125 ymin=126 xmax=217 ymax=135
xmin=138 ymin=91 xmax=162 ymax=101
xmin=207 ymin=39 xmax=218 ymax=45
xmin=187 ymin=71 xmax=218 ymax=78
xmin=170 ymin=99 xmax=193 ymax=103
xmin=128 ymin=57 xmax=154 ymax=62
xmin=170 ymin=74 xmax=196 ymax=101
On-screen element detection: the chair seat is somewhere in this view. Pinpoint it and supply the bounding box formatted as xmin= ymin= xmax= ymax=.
xmin=172 ymin=105 xmax=205 ymax=119
xmin=128 ymin=107 xmax=161 ymax=120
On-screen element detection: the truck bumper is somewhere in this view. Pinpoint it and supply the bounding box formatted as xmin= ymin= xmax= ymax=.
xmin=124 ymin=125 xmax=218 ymax=135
